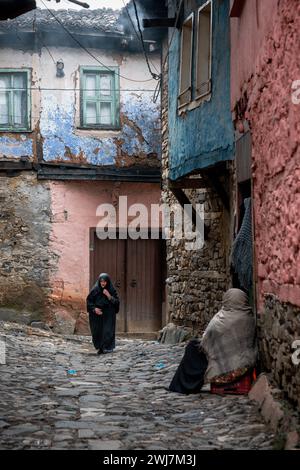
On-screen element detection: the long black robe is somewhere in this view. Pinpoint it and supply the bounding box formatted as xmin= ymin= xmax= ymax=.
xmin=86 ymin=274 xmax=120 ymax=352
xmin=168 ymin=340 xmax=208 ymax=394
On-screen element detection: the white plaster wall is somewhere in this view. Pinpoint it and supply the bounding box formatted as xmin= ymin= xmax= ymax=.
xmin=0 ymin=45 xmax=161 ymax=161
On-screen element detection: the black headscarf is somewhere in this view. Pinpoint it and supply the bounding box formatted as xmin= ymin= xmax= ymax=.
xmin=86 ymin=273 xmax=120 ymax=352
xmin=87 ymin=273 xmax=119 ymax=313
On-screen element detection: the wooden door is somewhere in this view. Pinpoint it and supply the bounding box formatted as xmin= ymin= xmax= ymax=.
xmin=91 ymin=232 xmax=163 ymax=333
xmin=126 ymin=238 xmax=162 ymax=333
xmin=92 ymin=237 xmax=126 ymax=332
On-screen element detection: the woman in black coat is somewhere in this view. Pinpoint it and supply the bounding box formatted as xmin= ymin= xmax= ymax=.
xmin=86 ymin=273 xmax=120 ymax=354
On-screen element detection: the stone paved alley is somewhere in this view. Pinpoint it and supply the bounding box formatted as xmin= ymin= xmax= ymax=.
xmin=0 ymin=322 xmax=275 ymax=450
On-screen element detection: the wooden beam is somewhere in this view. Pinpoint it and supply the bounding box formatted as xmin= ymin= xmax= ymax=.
xmin=203 ymin=171 xmax=230 ymax=211
xmin=169 ymin=187 xmax=209 ymax=239
xmin=37 ymin=162 xmax=161 ymax=183
xmin=142 ymin=18 xmax=176 ymax=28
xmin=167 ymin=177 xmax=207 ymax=190
xmin=236 ymin=131 xmax=252 ymax=183
xmin=0 ymin=160 xmax=33 ymax=171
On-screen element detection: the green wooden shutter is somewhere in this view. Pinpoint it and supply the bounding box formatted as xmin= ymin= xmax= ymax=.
xmin=81 ymin=66 xmax=120 ymax=129
xmin=0 ymin=69 xmax=30 ymax=131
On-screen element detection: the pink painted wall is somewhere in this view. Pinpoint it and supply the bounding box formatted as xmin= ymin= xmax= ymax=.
xmin=48 ymin=180 xmax=161 ymax=311
xmin=231 ymin=0 xmax=300 ymax=309
xmin=230 ymin=0 xmax=278 ymax=108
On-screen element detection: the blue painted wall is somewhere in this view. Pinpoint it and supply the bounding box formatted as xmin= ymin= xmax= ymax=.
xmin=39 ymin=91 xmax=161 ymax=165
xmin=168 ymin=0 xmax=234 ymax=180
xmin=0 ymin=135 xmax=33 ymax=159
xmin=0 ymin=68 xmax=161 ymax=165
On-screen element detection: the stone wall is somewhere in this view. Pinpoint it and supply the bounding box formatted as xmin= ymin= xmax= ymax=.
xmin=231 ymin=0 xmax=300 ymax=410
xmin=0 ymin=173 xmax=56 ymax=322
xmin=0 ymin=172 xmax=90 ymax=333
xmin=232 ymin=0 xmax=300 ymax=310
xmin=161 ymin=38 xmax=232 ymax=333
xmin=164 ymin=188 xmax=231 ymax=333
xmin=258 ymin=295 xmax=300 ymax=410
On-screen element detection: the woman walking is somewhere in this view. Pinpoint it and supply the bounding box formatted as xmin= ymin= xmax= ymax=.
xmin=87 ymin=273 xmax=120 ymax=354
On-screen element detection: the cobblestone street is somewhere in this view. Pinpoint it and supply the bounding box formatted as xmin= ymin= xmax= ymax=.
xmin=0 ymin=322 xmax=275 ymax=450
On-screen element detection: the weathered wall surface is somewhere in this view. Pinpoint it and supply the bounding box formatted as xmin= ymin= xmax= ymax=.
xmin=0 ymin=40 xmax=162 ymax=331
xmin=0 ymin=46 xmax=161 ymax=166
xmin=161 ymin=37 xmax=231 ymax=332
xmin=231 ymin=0 xmax=300 ymax=409
xmin=257 ymin=294 xmax=300 ymax=410
xmin=48 ymin=180 xmax=161 ymax=311
xmin=168 ymin=0 xmax=234 ymax=180
xmin=0 ymin=176 xmax=161 ymax=332
xmin=232 ymin=0 xmax=300 ymax=309
xmin=0 ymin=173 xmax=56 ymax=321
xmin=230 ymin=0 xmax=278 ymax=108
xmin=163 ymin=186 xmax=230 ymax=332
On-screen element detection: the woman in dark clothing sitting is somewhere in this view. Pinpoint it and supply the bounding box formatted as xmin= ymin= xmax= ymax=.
xmin=86 ymin=273 xmax=120 ymax=354
xmin=168 ymin=288 xmax=257 ymax=394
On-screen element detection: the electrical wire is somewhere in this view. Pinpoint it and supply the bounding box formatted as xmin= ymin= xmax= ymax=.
xmin=121 ymin=0 xmax=159 ymax=75
xmin=132 ymin=0 xmax=160 ymax=81
xmin=32 ymin=8 xmax=57 ymax=66
xmin=0 ymin=88 xmax=159 ymax=121
xmin=39 ymin=0 xmax=155 ymax=83
xmin=39 ymin=40 xmax=57 ymax=65
xmin=161 ymin=0 xmax=184 ymax=74
xmin=152 ymin=77 xmax=161 ymax=104
xmin=13 ymin=18 xmax=157 ymax=93
xmin=0 ymin=87 xmax=157 ymax=92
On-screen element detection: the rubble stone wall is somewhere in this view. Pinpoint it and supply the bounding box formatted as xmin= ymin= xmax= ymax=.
xmin=163 ymin=188 xmax=231 ymax=333
xmin=0 ymin=173 xmax=55 ymax=320
xmin=258 ymin=294 xmax=300 ymax=410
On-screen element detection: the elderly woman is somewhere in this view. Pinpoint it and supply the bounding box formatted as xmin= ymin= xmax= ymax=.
xmin=168 ymin=288 xmax=257 ymax=394
xmin=87 ymin=273 xmax=120 ymax=355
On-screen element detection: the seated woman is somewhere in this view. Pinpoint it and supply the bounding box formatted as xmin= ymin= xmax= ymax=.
xmin=168 ymin=288 xmax=257 ymax=394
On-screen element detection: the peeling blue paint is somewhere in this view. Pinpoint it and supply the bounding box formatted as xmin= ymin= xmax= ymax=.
xmin=41 ymin=98 xmax=116 ymax=164
xmin=121 ymin=124 xmax=142 ymax=155
xmin=122 ymin=93 xmax=161 ymax=156
xmin=0 ymin=87 xmax=160 ymax=166
xmin=0 ymin=135 xmax=33 ymax=159
xmin=40 ymin=91 xmax=160 ymax=165
xmin=168 ymin=0 xmax=234 ymax=180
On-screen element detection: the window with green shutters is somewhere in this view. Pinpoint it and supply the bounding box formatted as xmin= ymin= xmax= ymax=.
xmin=80 ymin=66 xmax=120 ymax=129
xmin=0 ymin=69 xmax=31 ymax=131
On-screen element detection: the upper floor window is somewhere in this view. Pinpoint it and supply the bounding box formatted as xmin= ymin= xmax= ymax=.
xmin=0 ymin=69 xmax=30 ymax=131
xmin=80 ymin=66 xmax=120 ymax=129
xmin=196 ymin=1 xmax=212 ymax=99
xmin=178 ymin=0 xmax=212 ymax=111
xmin=178 ymin=13 xmax=194 ymax=108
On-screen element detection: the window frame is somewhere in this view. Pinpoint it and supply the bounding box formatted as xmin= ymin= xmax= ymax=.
xmin=178 ymin=12 xmax=194 ymax=110
xmin=195 ymin=0 xmax=213 ymax=101
xmin=80 ymin=66 xmax=120 ymax=130
xmin=0 ymin=68 xmax=31 ymax=132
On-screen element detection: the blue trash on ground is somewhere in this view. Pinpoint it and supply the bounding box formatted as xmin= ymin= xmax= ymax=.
xmin=154 ymin=361 xmax=167 ymax=370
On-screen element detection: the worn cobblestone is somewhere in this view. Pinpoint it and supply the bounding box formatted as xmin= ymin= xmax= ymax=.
xmin=0 ymin=322 xmax=275 ymax=450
